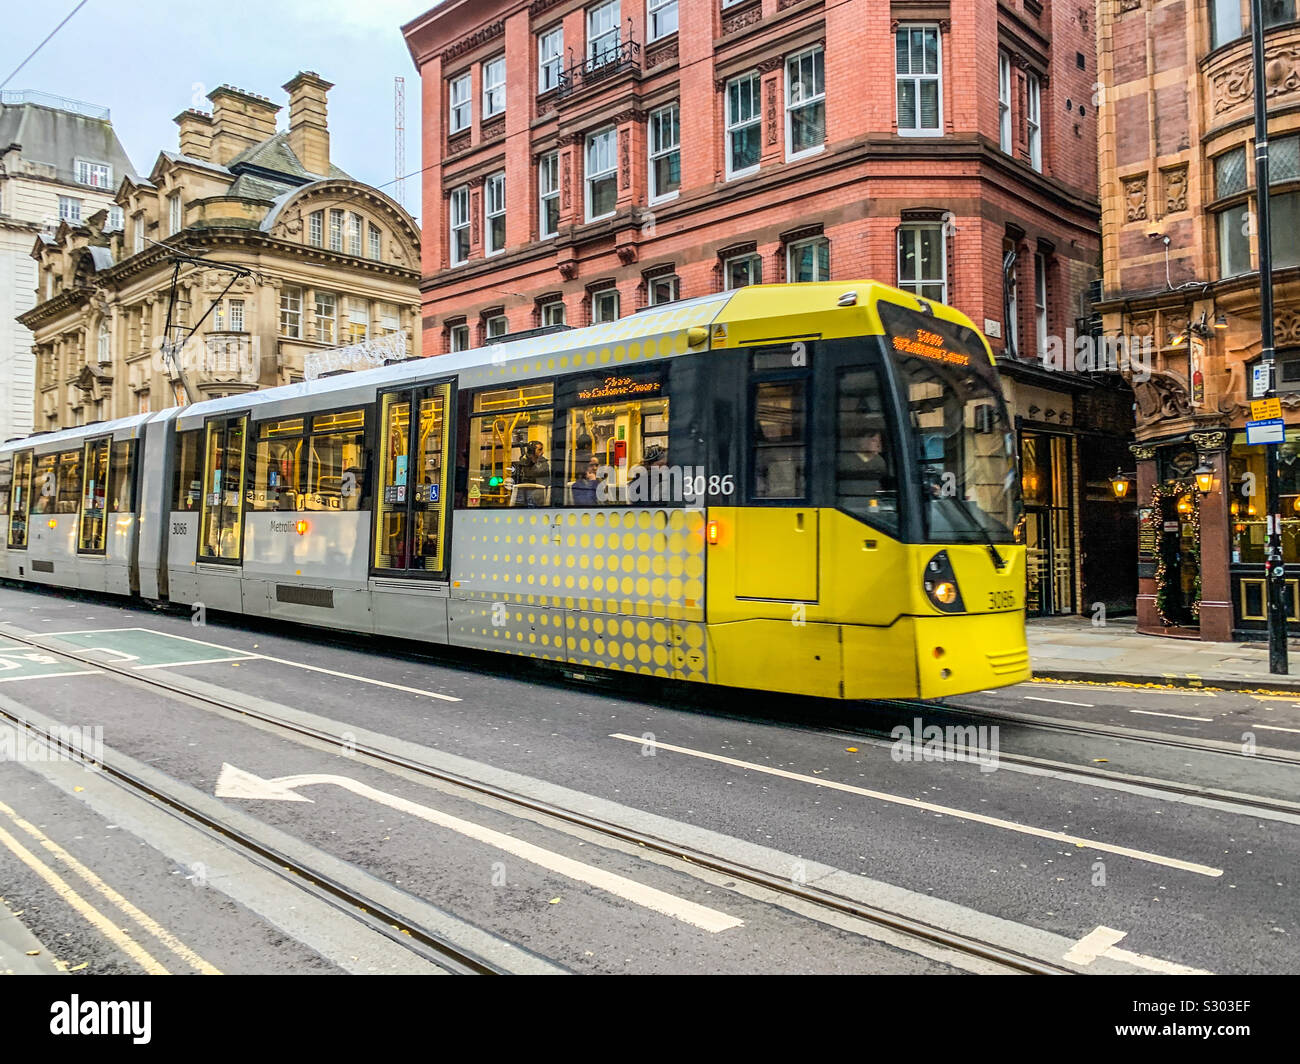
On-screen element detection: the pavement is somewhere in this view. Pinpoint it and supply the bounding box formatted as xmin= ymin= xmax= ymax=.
xmin=1029 ymin=614 xmax=1300 ymax=691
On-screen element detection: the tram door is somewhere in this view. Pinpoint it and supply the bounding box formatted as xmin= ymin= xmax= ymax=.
xmin=374 ymin=382 xmax=453 ymax=575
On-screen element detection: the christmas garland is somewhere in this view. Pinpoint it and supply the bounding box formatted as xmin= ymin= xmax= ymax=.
xmin=1148 ymin=483 xmax=1202 ymax=624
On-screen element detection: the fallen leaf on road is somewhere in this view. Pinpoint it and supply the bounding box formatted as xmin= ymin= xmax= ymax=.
xmin=549 ymin=898 xmax=561 ymax=905
xmin=1092 ymin=758 xmax=1108 ymax=763
xmin=25 ymin=950 xmax=39 ymax=957
xmin=845 ymin=747 xmax=859 ymax=753
xmin=69 ymin=962 xmax=87 ymax=971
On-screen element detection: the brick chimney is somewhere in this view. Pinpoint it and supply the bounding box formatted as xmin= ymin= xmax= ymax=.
xmin=206 ymin=85 xmax=281 ymax=165
xmin=173 ymin=109 xmax=214 ymax=161
xmin=283 ymin=71 xmax=333 ymax=176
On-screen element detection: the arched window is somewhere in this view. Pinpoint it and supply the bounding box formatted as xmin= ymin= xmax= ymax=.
xmin=97 ymin=320 xmax=111 ymax=364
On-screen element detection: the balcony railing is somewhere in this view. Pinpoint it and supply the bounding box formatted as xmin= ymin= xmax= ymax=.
xmin=557 ymin=23 xmax=640 ymax=100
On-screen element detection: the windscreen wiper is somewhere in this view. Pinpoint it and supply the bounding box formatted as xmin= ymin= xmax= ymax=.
xmin=943 ymin=495 xmax=1006 ymax=571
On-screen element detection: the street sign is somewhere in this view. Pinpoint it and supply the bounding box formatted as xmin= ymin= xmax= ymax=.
xmin=1252 ymin=363 xmax=1273 ymax=399
xmin=1252 ymin=397 xmax=1283 ymax=420
xmin=1247 ymin=417 xmax=1286 ymax=445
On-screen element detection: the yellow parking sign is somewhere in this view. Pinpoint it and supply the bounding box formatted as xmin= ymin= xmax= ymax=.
xmin=1252 ymin=397 xmax=1282 ymax=421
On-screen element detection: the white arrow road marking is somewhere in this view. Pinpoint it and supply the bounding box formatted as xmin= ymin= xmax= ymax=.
xmin=214 ymin=764 xmax=742 ymax=933
xmin=1064 ymin=925 xmax=1211 ymax=975
xmin=610 ymin=735 xmax=1224 ymax=878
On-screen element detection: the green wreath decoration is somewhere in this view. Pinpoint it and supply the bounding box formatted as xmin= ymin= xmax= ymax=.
xmin=1148 ymin=483 xmax=1201 ymax=624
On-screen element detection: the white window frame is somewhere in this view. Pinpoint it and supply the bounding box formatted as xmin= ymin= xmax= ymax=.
xmin=648 ymin=0 xmax=678 ymax=42
xmin=97 ymin=321 xmax=110 ymax=364
xmin=280 ymin=286 xmax=302 ymax=338
xmin=450 ymin=186 xmax=471 ymax=265
xmin=168 ymin=193 xmax=182 ymax=235
xmin=329 ymin=209 xmax=344 ymax=252
xmin=347 ymin=212 xmax=363 ymax=255
xmin=541 ymin=300 xmax=566 ymax=326
xmin=345 ymin=297 xmax=370 ymax=343
xmin=998 ymin=52 xmax=1012 ymax=153
xmin=588 ymin=1 xmax=621 ymax=64
xmin=486 ymin=314 xmax=509 ymax=339
xmin=75 ymin=159 xmax=112 ymax=189
xmin=897 ymin=224 xmax=948 ymax=304
xmin=483 ymin=55 xmax=506 ymax=118
xmin=723 ymin=252 xmax=762 ymax=290
xmin=316 ymin=291 xmax=337 ymax=345
xmin=309 ymin=210 xmax=323 ymax=247
xmin=107 ymin=206 xmax=123 ymax=232
xmin=450 ymin=323 xmax=470 ymax=352
xmin=368 ymin=223 xmax=382 ymax=260
xmin=1026 ymin=70 xmax=1042 ymax=172
xmin=1034 ymin=252 xmax=1048 ymax=359
xmin=725 ymin=73 xmax=762 ymax=180
xmin=895 ymin=24 xmax=943 ymax=136
xmin=485 ymin=171 xmax=506 ymax=256
xmin=586 ymin=128 xmax=618 ymax=222
xmin=539 ymin=27 xmax=564 ymax=94
xmin=229 ymin=299 xmax=246 ymax=333
xmin=449 ymin=73 xmax=472 ymax=134
xmin=591 ymin=287 xmax=620 ymax=323
xmin=787 ymin=237 xmax=830 ymax=282
xmin=648 ymin=104 xmax=680 ymax=202
xmin=133 ymin=213 xmax=146 ymax=254
xmin=58 ymin=196 xmax=82 ymax=224
xmin=379 ymin=303 xmax=401 ymax=336
xmin=648 ymin=275 xmax=679 ymax=305
xmin=539 ymin=152 xmax=560 ymax=239
xmin=785 ymin=47 xmax=826 ymax=161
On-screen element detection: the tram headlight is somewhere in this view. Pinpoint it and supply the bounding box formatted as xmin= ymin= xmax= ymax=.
xmin=923 ymin=551 xmax=965 ymax=613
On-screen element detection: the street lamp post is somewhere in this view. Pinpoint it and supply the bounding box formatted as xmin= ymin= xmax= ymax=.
xmin=1252 ymin=0 xmax=1289 ymax=673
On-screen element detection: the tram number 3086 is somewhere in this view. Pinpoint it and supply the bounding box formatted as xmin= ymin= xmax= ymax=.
xmin=988 ymin=590 xmax=1016 ymax=610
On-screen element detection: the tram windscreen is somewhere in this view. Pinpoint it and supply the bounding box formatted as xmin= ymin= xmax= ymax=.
xmin=878 ymin=301 xmax=1021 ymax=544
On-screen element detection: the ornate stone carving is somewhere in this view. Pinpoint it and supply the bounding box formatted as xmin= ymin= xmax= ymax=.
xmin=722 ymin=0 xmax=762 ymax=35
xmin=616 ymin=244 xmax=637 ymax=266
xmin=646 ymin=40 xmax=678 ymax=69
xmin=470 ymin=188 xmax=481 ymax=246
xmin=1190 ymin=430 xmax=1229 ymax=451
xmin=757 ymin=56 xmax=784 ymax=75
xmin=1133 ymin=369 xmax=1193 ymax=425
xmin=620 ymin=127 xmax=630 ymax=189
xmin=1122 ymin=173 xmax=1148 ymax=221
xmin=1162 ymin=164 xmax=1188 ymax=214
xmin=1120 ymin=0 xmax=1143 ymax=12
xmin=1211 ymin=42 xmax=1300 ymax=115
xmin=481 ymin=117 xmax=505 ymax=141
xmin=1277 ymin=306 xmax=1300 ymax=344
xmin=1130 ymin=444 xmax=1157 ymax=460
xmin=766 ymin=79 xmax=777 ymax=144
xmin=558 ymin=260 xmax=578 ymax=280
xmin=440 ymin=21 xmax=504 ymax=64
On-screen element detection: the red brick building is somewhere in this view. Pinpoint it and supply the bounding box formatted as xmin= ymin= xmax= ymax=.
xmin=402 ymin=0 xmax=1131 ymax=617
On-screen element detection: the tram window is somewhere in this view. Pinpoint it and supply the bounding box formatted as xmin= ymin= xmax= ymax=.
xmin=78 ymin=438 xmax=110 ymax=553
xmin=30 ymin=455 xmax=56 ymax=516
xmin=0 ymin=457 xmax=9 ymax=516
xmin=305 ymin=409 xmax=367 ymax=511
xmin=467 ymin=383 xmax=555 ymax=508
xmin=173 ymin=431 xmax=203 ymax=511
xmin=562 ymin=374 xmax=670 ymax=505
xmin=55 ymin=451 xmax=82 ymax=514
xmin=199 ymin=417 xmax=248 ymax=560
xmin=8 ymin=452 xmax=31 ymax=548
xmin=251 ymin=417 xmax=305 ymax=512
xmin=109 ymin=441 xmax=136 ymax=512
xmin=835 ymin=368 xmax=899 ymax=533
xmin=752 ymin=380 xmax=807 ymax=500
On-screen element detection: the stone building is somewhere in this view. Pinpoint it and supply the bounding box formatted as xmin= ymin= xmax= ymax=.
xmin=0 ymin=91 xmax=137 ymax=443
xmin=17 ymin=73 xmax=421 ymax=429
xmin=401 ymin=0 xmax=1132 ymax=617
xmin=1096 ymin=0 xmax=1300 ymax=640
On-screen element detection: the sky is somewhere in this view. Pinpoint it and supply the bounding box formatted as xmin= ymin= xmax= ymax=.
xmin=1 ymin=0 xmax=434 ymax=222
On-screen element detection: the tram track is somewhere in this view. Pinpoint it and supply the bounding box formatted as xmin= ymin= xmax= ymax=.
xmin=0 ymin=623 xmax=1075 ymax=975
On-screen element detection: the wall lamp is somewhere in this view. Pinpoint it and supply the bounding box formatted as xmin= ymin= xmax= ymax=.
xmin=1109 ymin=469 xmax=1135 ymax=499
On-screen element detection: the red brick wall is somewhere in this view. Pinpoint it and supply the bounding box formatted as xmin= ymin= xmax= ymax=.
xmin=403 ymin=0 xmax=1100 ymax=356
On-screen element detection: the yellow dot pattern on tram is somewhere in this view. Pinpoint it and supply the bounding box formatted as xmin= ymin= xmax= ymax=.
xmin=449 ymin=507 xmax=709 ymax=681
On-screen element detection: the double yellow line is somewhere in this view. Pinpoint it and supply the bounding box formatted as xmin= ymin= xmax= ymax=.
xmin=0 ymin=798 xmax=220 ymax=975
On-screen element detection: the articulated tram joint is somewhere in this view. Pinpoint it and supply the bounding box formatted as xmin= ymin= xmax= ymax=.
xmin=923 ymin=550 xmax=965 ymax=614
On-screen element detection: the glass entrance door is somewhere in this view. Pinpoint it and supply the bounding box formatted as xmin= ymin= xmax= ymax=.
xmin=375 ymin=383 xmax=452 ymax=575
